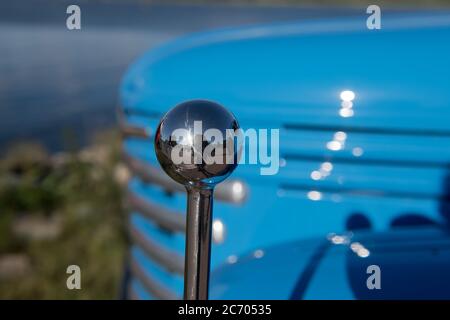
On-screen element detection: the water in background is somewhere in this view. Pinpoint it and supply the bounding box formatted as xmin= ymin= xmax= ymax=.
xmin=0 ymin=0 xmax=359 ymax=152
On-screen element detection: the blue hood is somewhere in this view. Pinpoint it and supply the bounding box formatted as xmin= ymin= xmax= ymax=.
xmin=121 ymin=10 xmax=450 ymax=265
xmin=121 ymin=12 xmax=450 ymax=133
xmin=210 ymin=226 xmax=450 ymax=299
xmin=121 ymin=12 xmax=450 ymax=299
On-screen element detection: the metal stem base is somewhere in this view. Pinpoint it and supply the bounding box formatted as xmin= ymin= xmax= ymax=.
xmin=184 ymin=187 xmax=214 ymax=300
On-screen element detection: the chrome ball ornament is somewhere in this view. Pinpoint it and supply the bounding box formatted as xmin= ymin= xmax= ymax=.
xmin=155 ymin=99 xmax=240 ymax=188
xmin=154 ymin=99 xmax=240 ymax=300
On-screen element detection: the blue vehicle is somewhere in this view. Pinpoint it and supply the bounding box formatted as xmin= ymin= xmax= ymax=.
xmin=119 ymin=11 xmax=450 ymax=299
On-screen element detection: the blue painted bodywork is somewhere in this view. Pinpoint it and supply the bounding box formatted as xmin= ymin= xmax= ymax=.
xmin=120 ymin=11 xmax=450 ymax=299
xmin=210 ymin=226 xmax=450 ymax=299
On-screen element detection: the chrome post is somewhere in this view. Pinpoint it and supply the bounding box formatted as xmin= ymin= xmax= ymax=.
xmin=184 ymin=187 xmax=213 ymax=299
xmin=154 ymin=100 xmax=240 ymax=300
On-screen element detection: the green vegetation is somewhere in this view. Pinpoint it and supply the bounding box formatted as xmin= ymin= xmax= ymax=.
xmin=0 ymin=131 xmax=127 ymax=299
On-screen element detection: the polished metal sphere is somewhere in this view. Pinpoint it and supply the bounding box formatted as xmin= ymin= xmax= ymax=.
xmin=155 ymin=100 xmax=240 ymax=188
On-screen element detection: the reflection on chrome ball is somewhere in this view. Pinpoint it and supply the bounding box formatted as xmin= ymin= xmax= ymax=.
xmin=155 ymin=100 xmax=240 ymax=188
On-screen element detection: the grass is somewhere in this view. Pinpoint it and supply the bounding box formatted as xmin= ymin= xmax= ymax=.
xmin=0 ymin=131 xmax=128 ymax=299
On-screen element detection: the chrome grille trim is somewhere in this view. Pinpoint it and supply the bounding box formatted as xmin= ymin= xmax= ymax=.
xmin=117 ymin=107 xmax=152 ymax=139
xmin=284 ymin=122 xmax=450 ymax=137
xmin=123 ymin=151 xmax=184 ymax=192
xmin=127 ymin=283 xmax=140 ymax=300
xmin=130 ymin=225 xmax=184 ymax=275
xmin=126 ymin=191 xmax=185 ymax=233
xmin=130 ymin=258 xmax=178 ymax=300
xmin=123 ymin=152 xmax=248 ymax=204
xmin=120 ymin=124 xmax=151 ymax=139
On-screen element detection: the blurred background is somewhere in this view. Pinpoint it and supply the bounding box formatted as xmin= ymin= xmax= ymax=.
xmin=0 ymin=0 xmax=448 ymax=299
